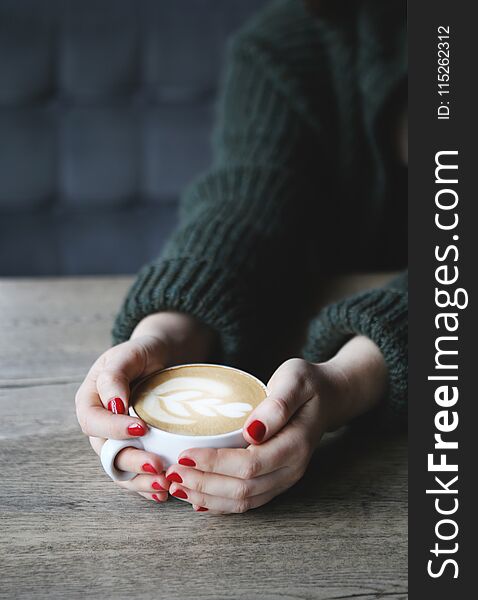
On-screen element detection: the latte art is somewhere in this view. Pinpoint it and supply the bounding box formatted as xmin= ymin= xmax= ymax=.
xmin=142 ymin=377 xmax=254 ymax=424
xmin=132 ymin=365 xmax=267 ymax=435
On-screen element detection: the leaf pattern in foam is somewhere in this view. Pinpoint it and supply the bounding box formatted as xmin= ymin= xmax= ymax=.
xmin=145 ymin=376 xmax=254 ymax=424
xmin=215 ymin=403 xmax=254 ymax=418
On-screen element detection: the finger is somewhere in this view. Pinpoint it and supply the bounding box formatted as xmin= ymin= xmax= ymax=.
xmin=95 ymin=369 xmax=131 ymax=414
xmin=169 ymin=483 xmax=283 ymax=514
xmin=91 ymin=337 xmax=167 ymax=414
xmin=243 ymin=358 xmax=313 ymax=444
xmin=115 ymin=447 xmax=168 ymax=484
xmin=165 ymin=464 xmax=291 ymax=500
xmin=119 ymin=474 xmax=170 ymax=494
xmin=76 ymin=378 xmax=148 ymax=439
xmin=191 ymin=504 xmax=214 ymax=513
xmin=89 ymin=436 xmax=105 ymax=455
xmin=137 ymin=491 xmax=168 ymax=504
xmin=91 ymin=437 xmax=170 ymax=494
xmin=190 ymin=504 xmax=232 ymax=515
xmin=177 ymin=434 xmax=295 ymax=479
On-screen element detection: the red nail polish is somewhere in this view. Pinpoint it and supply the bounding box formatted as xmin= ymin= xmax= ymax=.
xmin=196 ymin=506 xmax=208 ymax=512
xmin=178 ymin=457 xmax=196 ymax=467
xmin=107 ymin=397 xmax=125 ymax=415
xmin=247 ymin=420 xmax=266 ymax=442
xmin=166 ymin=472 xmax=183 ymax=483
xmin=152 ymin=482 xmax=165 ymax=491
xmin=152 ymin=494 xmax=161 ymax=503
xmin=127 ymin=423 xmax=146 ymax=436
xmin=172 ymin=489 xmax=188 ymax=499
xmin=142 ymin=463 xmax=158 ymax=474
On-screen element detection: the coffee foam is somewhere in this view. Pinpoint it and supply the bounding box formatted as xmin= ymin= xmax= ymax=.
xmin=132 ymin=365 xmax=266 ymax=436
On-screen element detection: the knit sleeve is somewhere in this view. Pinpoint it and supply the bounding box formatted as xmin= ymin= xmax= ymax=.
xmin=112 ymin=35 xmax=328 ymax=367
xmin=302 ymin=272 xmax=408 ymax=421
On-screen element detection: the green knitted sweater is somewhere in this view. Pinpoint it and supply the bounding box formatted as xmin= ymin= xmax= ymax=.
xmin=113 ymin=0 xmax=408 ymax=420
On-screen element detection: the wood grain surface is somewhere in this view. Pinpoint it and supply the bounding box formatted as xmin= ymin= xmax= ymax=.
xmin=0 ymin=277 xmax=408 ymax=600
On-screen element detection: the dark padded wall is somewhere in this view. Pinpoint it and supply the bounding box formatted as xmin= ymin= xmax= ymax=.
xmin=0 ymin=0 xmax=266 ymax=275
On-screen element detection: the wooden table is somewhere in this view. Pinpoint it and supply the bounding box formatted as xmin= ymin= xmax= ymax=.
xmin=0 ymin=277 xmax=407 ymax=600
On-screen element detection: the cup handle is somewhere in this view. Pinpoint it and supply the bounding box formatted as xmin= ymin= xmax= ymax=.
xmin=100 ymin=438 xmax=144 ymax=482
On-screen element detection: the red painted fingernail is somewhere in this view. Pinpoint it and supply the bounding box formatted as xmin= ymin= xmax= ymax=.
xmin=178 ymin=457 xmax=196 ymax=467
xmin=142 ymin=463 xmax=158 ymax=474
xmin=107 ymin=397 xmax=125 ymax=415
xmin=152 ymin=482 xmax=165 ymax=491
xmin=127 ymin=423 xmax=146 ymax=436
xmin=195 ymin=506 xmax=208 ymax=512
xmin=152 ymin=494 xmax=161 ymax=503
xmin=247 ymin=420 xmax=266 ymax=442
xmin=172 ymin=488 xmax=188 ymax=499
xmin=166 ymin=472 xmax=183 ymax=483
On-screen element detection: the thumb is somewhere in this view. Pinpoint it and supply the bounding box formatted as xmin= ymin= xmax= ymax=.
xmin=95 ymin=338 xmax=165 ymax=416
xmin=96 ymin=368 xmax=132 ymax=415
xmin=243 ymin=359 xmax=312 ymax=445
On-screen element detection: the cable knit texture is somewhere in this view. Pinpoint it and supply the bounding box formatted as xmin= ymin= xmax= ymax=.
xmin=113 ymin=0 xmax=408 ymax=418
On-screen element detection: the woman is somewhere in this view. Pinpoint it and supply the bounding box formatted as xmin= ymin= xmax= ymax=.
xmin=75 ymin=0 xmax=407 ymax=513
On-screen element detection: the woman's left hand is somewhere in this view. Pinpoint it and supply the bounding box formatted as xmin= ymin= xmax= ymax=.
xmin=164 ymin=357 xmax=349 ymax=513
xmin=165 ymin=335 xmax=389 ymax=514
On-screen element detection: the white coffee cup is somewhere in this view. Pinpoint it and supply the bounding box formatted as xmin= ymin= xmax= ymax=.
xmin=100 ymin=364 xmax=266 ymax=481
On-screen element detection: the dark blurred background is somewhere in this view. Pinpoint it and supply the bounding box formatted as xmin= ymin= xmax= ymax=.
xmin=0 ymin=0 xmax=267 ymax=276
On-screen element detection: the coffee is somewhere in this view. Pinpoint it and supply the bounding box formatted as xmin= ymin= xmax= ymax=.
xmin=131 ymin=364 xmax=266 ymax=436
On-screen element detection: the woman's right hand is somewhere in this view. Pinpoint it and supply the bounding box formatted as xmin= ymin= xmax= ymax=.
xmin=75 ymin=312 xmax=216 ymax=505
